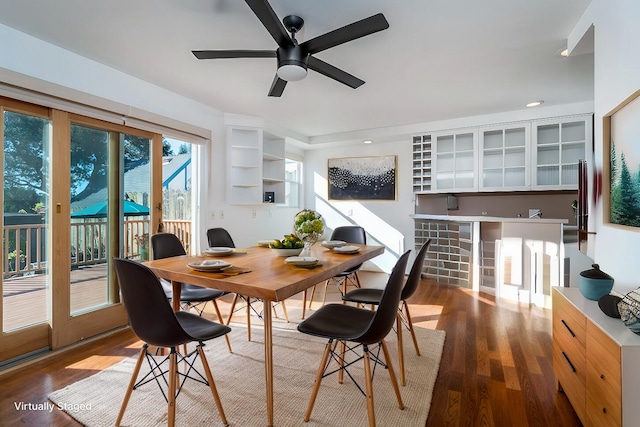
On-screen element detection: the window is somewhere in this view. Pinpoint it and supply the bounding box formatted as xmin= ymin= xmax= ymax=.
xmin=284 ymin=159 xmax=302 ymax=208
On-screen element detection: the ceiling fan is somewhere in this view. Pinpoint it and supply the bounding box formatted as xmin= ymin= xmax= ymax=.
xmin=192 ymin=0 xmax=389 ymax=97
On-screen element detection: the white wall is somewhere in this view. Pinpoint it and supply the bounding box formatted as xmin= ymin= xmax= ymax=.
xmin=304 ymin=140 xmax=413 ymax=273
xmin=579 ymin=0 xmax=640 ymax=292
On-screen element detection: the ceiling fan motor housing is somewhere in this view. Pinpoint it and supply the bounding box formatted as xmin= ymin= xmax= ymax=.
xmin=276 ymin=45 xmax=308 ymax=81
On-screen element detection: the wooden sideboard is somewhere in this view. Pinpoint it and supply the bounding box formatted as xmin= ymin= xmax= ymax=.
xmin=553 ymin=287 xmax=640 ymax=426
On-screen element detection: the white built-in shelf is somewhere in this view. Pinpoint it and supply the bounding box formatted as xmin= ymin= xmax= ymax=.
xmin=226 ymin=126 xmax=286 ymax=204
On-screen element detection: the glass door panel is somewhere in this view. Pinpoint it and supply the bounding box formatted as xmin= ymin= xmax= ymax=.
xmin=161 ymin=138 xmax=192 ymax=252
xmin=2 ymin=110 xmax=51 ymax=332
xmin=69 ymin=124 xmax=110 ymax=315
xmin=123 ymin=133 xmax=151 ymax=260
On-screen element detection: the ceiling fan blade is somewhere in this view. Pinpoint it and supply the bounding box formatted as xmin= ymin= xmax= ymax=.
xmin=192 ymin=50 xmax=275 ymax=59
xmin=307 ymin=56 xmax=365 ymax=89
xmin=268 ymin=74 xmax=287 ymax=97
xmin=245 ymin=0 xmax=293 ymax=47
xmin=301 ymin=13 xmax=389 ymax=54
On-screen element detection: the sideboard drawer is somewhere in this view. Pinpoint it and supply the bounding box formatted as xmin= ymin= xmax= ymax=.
xmin=552 ymin=289 xmax=587 ymax=423
xmin=587 ymin=321 xmax=622 ymax=427
xmin=553 ymin=341 xmax=586 ymax=422
xmin=553 ymin=290 xmax=586 ymax=346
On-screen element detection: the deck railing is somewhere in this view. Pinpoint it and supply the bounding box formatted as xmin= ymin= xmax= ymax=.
xmin=2 ymin=219 xmax=192 ymax=278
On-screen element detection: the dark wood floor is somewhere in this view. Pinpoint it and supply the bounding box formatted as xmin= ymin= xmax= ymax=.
xmin=0 ymin=276 xmax=582 ymax=427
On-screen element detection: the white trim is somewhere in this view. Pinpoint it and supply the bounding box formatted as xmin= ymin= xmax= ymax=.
xmin=0 ymin=69 xmax=210 ymax=144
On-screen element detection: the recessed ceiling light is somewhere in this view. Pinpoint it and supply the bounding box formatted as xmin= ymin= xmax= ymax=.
xmin=363 ymin=140 xmax=373 ymax=144
xmin=526 ymin=101 xmax=544 ymax=107
xmin=560 ymin=48 xmax=569 ymax=57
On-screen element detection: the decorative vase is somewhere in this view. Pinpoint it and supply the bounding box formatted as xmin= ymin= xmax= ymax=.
xmin=293 ymin=209 xmax=325 ymax=257
xmin=299 ymin=234 xmax=319 ymax=257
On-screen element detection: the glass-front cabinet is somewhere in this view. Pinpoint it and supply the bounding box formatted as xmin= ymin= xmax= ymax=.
xmin=411 ymin=114 xmax=591 ymax=194
xmin=432 ymin=129 xmax=478 ymax=192
xmin=531 ymin=115 xmax=590 ymax=190
xmin=479 ymin=123 xmax=530 ymax=191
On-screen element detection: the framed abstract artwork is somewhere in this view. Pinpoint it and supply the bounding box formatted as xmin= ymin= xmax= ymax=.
xmin=328 ymin=155 xmax=396 ymax=200
xmin=604 ymin=88 xmax=640 ymax=228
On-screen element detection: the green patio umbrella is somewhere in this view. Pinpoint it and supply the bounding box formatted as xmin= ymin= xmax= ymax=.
xmin=71 ymin=200 xmax=150 ymax=219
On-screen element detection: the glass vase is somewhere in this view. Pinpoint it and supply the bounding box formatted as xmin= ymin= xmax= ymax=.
xmin=300 ymin=239 xmax=314 ymax=257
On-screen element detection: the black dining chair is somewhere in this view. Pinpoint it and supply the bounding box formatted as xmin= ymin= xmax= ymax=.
xmin=297 ymin=250 xmax=411 ymax=427
xmin=342 ymin=239 xmax=431 ymax=386
xmin=151 ymin=233 xmax=232 ymax=352
xmin=306 ymin=226 xmax=367 ymax=310
xmin=113 ymin=258 xmax=231 ymax=427
xmin=206 ymin=227 xmax=288 ymax=341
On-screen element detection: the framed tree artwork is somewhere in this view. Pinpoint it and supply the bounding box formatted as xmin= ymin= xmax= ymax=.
xmin=328 ymin=155 xmax=397 ymax=200
xmin=604 ymin=88 xmax=640 ymax=228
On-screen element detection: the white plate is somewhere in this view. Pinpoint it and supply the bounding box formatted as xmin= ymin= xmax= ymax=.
xmin=257 ymin=240 xmax=275 ymax=247
xmin=187 ymin=260 xmax=231 ymax=272
xmin=284 ymin=256 xmax=319 ymax=266
xmin=321 ymin=240 xmax=347 ymax=249
xmin=333 ymin=245 xmax=361 ymax=254
xmin=203 ymin=247 xmax=234 ymax=256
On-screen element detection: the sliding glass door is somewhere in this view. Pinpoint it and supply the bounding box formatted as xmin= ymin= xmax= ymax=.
xmin=1 ymin=101 xmax=52 ymax=362
xmin=0 ymin=98 xmax=161 ymax=365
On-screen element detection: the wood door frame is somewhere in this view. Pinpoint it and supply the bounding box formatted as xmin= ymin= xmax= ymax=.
xmin=1 ymin=99 xmax=163 ymax=362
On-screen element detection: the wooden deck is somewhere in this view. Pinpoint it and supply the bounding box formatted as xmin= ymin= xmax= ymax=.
xmin=3 ymin=264 xmax=109 ymax=332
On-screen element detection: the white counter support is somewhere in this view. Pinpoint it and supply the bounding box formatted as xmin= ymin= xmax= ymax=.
xmin=413 ymin=214 xmax=568 ymax=306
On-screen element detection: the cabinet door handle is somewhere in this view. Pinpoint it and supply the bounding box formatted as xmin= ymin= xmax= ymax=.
xmin=561 ymin=319 xmax=576 ymax=337
xmin=561 ymin=351 xmax=576 ymax=372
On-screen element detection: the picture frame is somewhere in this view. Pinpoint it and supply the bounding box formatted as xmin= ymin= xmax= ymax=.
xmin=328 ymin=155 xmax=397 ymax=201
xmin=604 ymin=88 xmax=640 ymax=228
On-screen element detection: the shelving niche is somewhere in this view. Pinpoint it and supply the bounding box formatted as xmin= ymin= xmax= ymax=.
xmin=226 ymin=126 xmax=286 ymax=205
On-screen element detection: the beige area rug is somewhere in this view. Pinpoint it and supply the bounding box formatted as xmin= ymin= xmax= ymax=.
xmin=49 ymin=308 xmax=445 ymax=426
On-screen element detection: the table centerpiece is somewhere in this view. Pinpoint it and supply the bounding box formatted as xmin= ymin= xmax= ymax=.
xmin=293 ymin=209 xmax=325 ymax=257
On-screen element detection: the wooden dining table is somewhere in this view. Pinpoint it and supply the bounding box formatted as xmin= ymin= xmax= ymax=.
xmin=144 ymin=243 xmax=384 ymax=427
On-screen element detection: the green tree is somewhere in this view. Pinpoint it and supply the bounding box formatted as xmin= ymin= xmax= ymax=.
xmin=3 ymin=111 xmax=49 ymax=213
xmin=611 ymin=153 xmax=640 ymax=226
xmin=610 ymin=139 xmax=619 ymax=187
xmin=70 ymin=128 xmax=150 ymax=202
xmin=4 ymin=115 xmax=152 ymax=209
xmin=162 ymin=137 xmax=174 ymax=156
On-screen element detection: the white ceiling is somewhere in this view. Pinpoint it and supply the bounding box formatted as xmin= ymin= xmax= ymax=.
xmin=0 ymin=0 xmax=593 ymax=142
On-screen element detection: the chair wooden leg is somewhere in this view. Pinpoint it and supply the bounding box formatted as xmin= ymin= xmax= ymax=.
xmin=381 ymin=340 xmax=405 ymax=410
xmin=246 ymin=298 xmax=252 ymax=341
xmin=308 ymin=285 xmax=317 ymax=309
xmin=321 ymin=281 xmax=329 ymax=306
xmin=280 ymin=300 xmax=290 ymax=322
xmin=212 ymin=300 xmax=232 ymax=353
xmin=396 ymin=313 xmax=406 ymax=386
xmin=272 ymin=300 xmax=280 ymax=319
xmin=116 ymin=346 xmax=146 ymax=426
xmin=404 ymin=301 xmax=421 ymax=356
xmin=225 ymin=294 xmax=239 ymax=325
xmin=168 ymin=349 xmax=178 ymax=427
xmin=197 ymin=345 xmax=228 ymax=426
xmin=363 ymin=346 xmax=376 ymax=427
xmin=302 ymin=290 xmax=307 ymax=319
xmin=304 ymin=340 xmax=332 ymax=422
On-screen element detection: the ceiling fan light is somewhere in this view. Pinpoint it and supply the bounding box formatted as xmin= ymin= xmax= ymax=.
xmin=277 ymin=64 xmax=307 ymax=81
